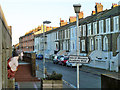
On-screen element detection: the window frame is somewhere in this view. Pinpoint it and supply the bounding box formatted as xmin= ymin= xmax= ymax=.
xmin=90 ymin=38 xmax=94 ymax=51
xmin=79 ymin=26 xmax=81 ymax=37
xmin=87 ymin=23 xmax=91 ymax=36
xmin=117 ymin=35 xmax=120 ymax=52
xmin=81 ymin=40 xmax=85 ymax=51
xmin=106 ymin=18 xmax=110 ymax=33
xmin=93 ymin=22 xmax=97 ymax=35
xmin=83 ymin=25 xmax=86 ymax=36
xmin=103 ymin=36 xmax=108 ymax=51
xmin=113 ymin=16 xmax=119 ymax=32
xmin=99 ymin=20 xmax=104 ymax=34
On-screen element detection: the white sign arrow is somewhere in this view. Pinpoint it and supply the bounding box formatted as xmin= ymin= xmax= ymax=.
xmin=69 ymin=55 xmax=90 ymax=64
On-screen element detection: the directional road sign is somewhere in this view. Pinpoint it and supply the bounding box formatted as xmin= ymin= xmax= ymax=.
xmin=69 ymin=55 xmax=90 ymax=64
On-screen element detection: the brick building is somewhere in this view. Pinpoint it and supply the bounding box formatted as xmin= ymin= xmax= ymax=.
xmin=19 ymin=33 xmax=34 ymax=52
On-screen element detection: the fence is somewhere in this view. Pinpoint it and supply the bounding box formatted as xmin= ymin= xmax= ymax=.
xmin=0 ymin=6 xmax=12 ymax=89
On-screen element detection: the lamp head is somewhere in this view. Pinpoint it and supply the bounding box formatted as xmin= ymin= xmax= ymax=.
xmin=43 ymin=21 xmax=51 ymax=24
xmin=73 ymin=4 xmax=81 ymax=13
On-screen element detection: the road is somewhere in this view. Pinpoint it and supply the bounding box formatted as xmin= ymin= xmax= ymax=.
xmin=36 ymin=59 xmax=101 ymax=88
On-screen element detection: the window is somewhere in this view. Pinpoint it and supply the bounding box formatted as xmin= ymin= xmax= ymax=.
xmin=65 ymin=30 xmax=67 ymax=38
xmin=79 ymin=26 xmax=81 ymax=37
xmin=90 ymin=38 xmax=94 ymax=51
xmin=66 ymin=29 xmax=69 ymax=39
xmin=71 ymin=28 xmax=74 ymax=37
xmin=113 ymin=16 xmax=119 ymax=32
xmin=66 ymin=41 xmax=68 ymax=50
xmin=57 ymin=32 xmax=58 ymax=40
xmin=93 ymin=22 xmax=97 ymax=35
xmin=99 ymin=20 xmax=104 ymax=34
xmin=87 ymin=23 xmax=91 ymax=36
xmin=106 ymin=18 xmax=110 ymax=33
xmin=68 ymin=29 xmax=70 ymax=38
xmin=56 ymin=32 xmax=57 ymax=40
xmin=73 ymin=43 xmax=74 ymax=50
xmin=62 ymin=30 xmax=64 ymax=39
xmin=75 ymin=27 xmax=77 ymax=36
xmin=38 ymin=44 xmax=39 ymax=50
xmin=117 ymin=35 xmax=120 ymax=51
xmin=103 ymin=36 xmax=108 ymax=51
xmin=81 ymin=40 xmax=85 ymax=51
xmin=95 ymin=36 xmax=102 ymax=50
xmin=83 ymin=25 xmax=86 ymax=36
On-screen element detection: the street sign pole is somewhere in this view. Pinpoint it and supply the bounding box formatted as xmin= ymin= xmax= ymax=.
xmin=77 ymin=63 xmax=79 ymax=89
xmin=73 ymin=3 xmax=81 ymax=89
xmin=69 ymin=55 xmax=90 ymax=89
xmin=76 ymin=12 xmax=79 ymax=89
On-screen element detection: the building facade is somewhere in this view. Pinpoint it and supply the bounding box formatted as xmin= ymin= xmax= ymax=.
xmin=0 ymin=6 xmax=12 ymax=89
xmin=79 ymin=3 xmax=120 ymax=72
xmin=19 ymin=33 xmax=34 ymax=52
xmin=33 ymin=3 xmax=120 ymax=72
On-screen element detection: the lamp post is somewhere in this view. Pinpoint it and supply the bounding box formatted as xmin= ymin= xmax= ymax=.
xmin=73 ymin=4 xmax=81 ymax=89
xmin=43 ymin=20 xmax=51 ymax=78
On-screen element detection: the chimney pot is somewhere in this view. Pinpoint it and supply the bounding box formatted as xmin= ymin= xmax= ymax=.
xmin=95 ymin=2 xmax=103 ymax=13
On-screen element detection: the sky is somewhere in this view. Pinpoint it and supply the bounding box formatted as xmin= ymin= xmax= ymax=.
xmin=0 ymin=0 xmax=120 ymax=45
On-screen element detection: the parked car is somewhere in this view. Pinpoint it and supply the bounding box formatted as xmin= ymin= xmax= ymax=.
xmin=37 ymin=54 xmax=43 ymax=60
xmin=57 ymin=55 xmax=64 ymax=64
xmin=66 ymin=61 xmax=82 ymax=68
xmin=53 ymin=55 xmax=58 ymax=64
xmin=53 ymin=55 xmax=64 ymax=64
xmin=59 ymin=56 xmax=69 ymax=66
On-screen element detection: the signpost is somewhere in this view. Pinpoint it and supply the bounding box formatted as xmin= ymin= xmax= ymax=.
xmin=69 ymin=55 xmax=90 ymax=88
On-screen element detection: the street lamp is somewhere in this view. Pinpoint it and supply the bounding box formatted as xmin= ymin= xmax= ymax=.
xmin=73 ymin=4 xmax=81 ymax=89
xmin=43 ymin=20 xmax=51 ymax=78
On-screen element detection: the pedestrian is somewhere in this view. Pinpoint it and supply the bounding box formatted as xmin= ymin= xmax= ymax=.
xmin=20 ymin=51 xmax=23 ymax=60
xmin=12 ymin=48 xmax=18 ymax=57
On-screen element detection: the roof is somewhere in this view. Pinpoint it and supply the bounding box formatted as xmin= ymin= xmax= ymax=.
xmin=34 ymin=6 xmax=120 ymax=38
xmin=19 ymin=32 xmax=33 ymax=39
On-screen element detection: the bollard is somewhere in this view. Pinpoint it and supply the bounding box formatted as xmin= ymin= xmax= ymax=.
xmin=31 ymin=53 xmax=36 ymax=77
xmin=45 ymin=68 xmax=47 ymax=75
xmin=36 ymin=64 xmax=39 ymax=71
xmin=8 ymin=78 xmax=15 ymax=90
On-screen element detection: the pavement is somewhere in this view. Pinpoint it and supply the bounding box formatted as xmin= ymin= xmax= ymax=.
xmin=16 ymin=60 xmax=73 ymax=89
xmin=80 ymin=65 xmax=119 ymax=76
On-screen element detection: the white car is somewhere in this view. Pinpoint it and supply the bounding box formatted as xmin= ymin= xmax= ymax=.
xmin=66 ymin=61 xmax=82 ymax=68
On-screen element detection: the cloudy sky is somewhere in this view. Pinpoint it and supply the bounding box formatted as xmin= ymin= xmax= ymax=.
xmin=0 ymin=0 xmax=119 ymax=45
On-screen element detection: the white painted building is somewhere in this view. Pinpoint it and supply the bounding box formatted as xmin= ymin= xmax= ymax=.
xmin=46 ymin=31 xmax=56 ymax=58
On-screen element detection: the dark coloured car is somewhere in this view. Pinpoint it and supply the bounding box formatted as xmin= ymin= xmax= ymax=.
xmin=37 ymin=54 xmax=43 ymax=60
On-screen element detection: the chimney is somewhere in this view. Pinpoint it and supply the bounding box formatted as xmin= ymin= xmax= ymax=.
xmin=95 ymin=3 xmax=103 ymax=13
xmin=92 ymin=11 xmax=96 ymax=15
xmin=60 ymin=18 xmax=67 ymax=26
xmin=111 ymin=3 xmax=118 ymax=8
xmin=79 ymin=11 xmax=84 ymax=19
